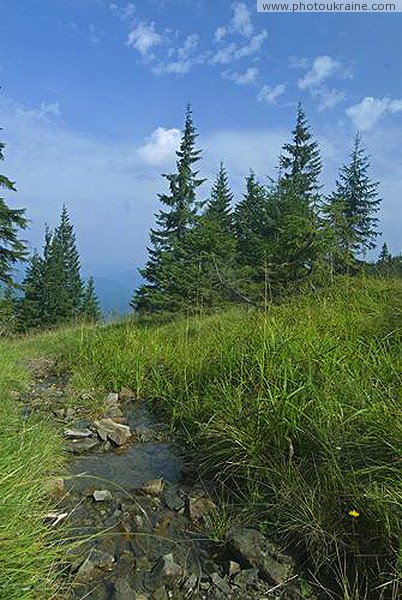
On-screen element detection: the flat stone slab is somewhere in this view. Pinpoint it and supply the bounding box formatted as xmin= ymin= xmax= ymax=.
xmin=93 ymin=418 xmax=131 ymax=446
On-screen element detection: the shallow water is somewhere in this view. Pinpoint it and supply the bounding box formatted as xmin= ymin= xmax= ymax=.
xmin=68 ymin=403 xmax=183 ymax=493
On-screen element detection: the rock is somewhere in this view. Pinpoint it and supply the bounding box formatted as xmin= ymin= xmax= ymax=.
xmin=142 ymin=478 xmax=164 ymax=496
xmin=233 ymin=568 xmax=259 ymax=588
xmin=106 ymin=406 xmax=124 ymax=419
xmin=164 ymin=488 xmax=185 ymax=512
xmin=105 ymin=392 xmax=119 ymax=406
xmin=76 ymin=548 xmax=115 ymax=580
xmin=119 ymin=386 xmax=135 ymax=400
xmin=229 ymin=561 xmax=241 ymax=577
xmin=93 ymin=418 xmax=131 ymax=446
xmin=188 ymin=496 xmax=217 ymax=523
xmin=64 ymin=428 xmax=93 ymax=439
xmin=114 ymin=577 xmax=136 ymax=600
xmin=210 ymin=572 xmax=232 ymax=596
xmin=227 ymin=527 xmax=294 ymax=585
xmin=66 ymin=437 xmax=99 ymax=454
xmin=152 ymin=553 xmax=183 ymax=585
xmin=93 ymin=490 xmax=113 ymax=502
xmin=183 ymin=574 xmax=198 ymax=592
xmin=65 ymin=407 xmax=76 ymax=420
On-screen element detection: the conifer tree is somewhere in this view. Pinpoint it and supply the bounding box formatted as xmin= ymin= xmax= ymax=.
xmin=325 ymin=134 xmax=381 ymax=263
xmin=279 ymin=103 xmax=322 ymax=206
xmin=0 ymin=131 xmax=28 ymax=285
xmin=81 ymin=276 xmax=101 ymax=322
xmin=234 ymin=171 xmax=270 ymax=269
xmin=16 ymin=251 xmax=45 ymax=330
xmin=18 ymin=207 xmax=84 ymax=329
xmin=378 ymin=242 xmax=391 ymax=264
xmin=133 ymin=106 xmax=205 ymax=312
xmin=168 ymin=163 xmax=237 ymax=309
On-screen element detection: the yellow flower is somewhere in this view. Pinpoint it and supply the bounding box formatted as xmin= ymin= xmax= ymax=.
xmin=348 ymin=509 xmax=360 ymax=518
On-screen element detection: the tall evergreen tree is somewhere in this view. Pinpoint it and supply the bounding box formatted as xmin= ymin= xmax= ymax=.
xmin=270 ymin=105 xmax=324 ymax=288
xmin=81 ymin=276 xmax=101 ymax=322
xmin=18 ymin=206 xmax=84 ymax=329
xmin=16 ymin=251 xmax=45 ymax=330
xmin=133 ymin=105 xmax=205 ymax=312
xmin=325 ymin=134 xmax=381 ymax=261
xmin=167 ymin=163 xmax=237 ymax=309
xmin=0 ymin=130 xmax=28 ymax=285
xmin=234 ymin=171 xmax=270 ymax=269
xmin=378 ymin=242 xmax=391 ymax=264
xmin=279 ymin=103 xmax=322 ymax=206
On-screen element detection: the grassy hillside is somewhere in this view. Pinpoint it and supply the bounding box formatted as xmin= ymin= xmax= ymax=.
xmin=0 ymin=344 xmax=66 ymax=599
xmin=1 ymin=276 xmax=401 ymax=598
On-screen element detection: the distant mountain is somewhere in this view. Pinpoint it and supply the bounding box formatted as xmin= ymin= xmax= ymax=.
xmin=89 ymin=268 xmax=142 ymax=316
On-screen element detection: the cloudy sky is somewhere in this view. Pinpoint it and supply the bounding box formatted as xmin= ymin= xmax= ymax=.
xmin=0 ymin=0 xmax=401 ymax=282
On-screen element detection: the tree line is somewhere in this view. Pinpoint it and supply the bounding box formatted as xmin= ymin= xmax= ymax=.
xmin=1 ymin=105 xmax=401 ymax=331
xmin=132 ymin=104 xmax=400 ymax=314
xmin=1 ymin=129 xmax=101 ymax=331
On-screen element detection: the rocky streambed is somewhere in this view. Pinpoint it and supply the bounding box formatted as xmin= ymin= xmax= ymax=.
xmin=17 ymin=358 xmax=314 ymax=600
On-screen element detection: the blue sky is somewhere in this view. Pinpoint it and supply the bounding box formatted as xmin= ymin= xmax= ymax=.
xmin=1 ymin=0 xmax=401 ymax=283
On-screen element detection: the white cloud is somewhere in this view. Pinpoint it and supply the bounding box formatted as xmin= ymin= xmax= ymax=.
xmin=298 ymin=55 xmax=340 ymax=90
xmin=214 ymin=1 xmax=254 ymax=41
xmin=257 ymin=83 xmax=285 ymax=104
xmin=346 ymin=96 xmax=402 ymax=131
xmin=210 ymin=31 xmax=268 ymax=65
xmin=223 ymin=67 xmax=258 ymax=85
xmin=231 ymin=1 xmax=254 ymax=37
xmin=138 ymin=127 xmax=181 ymax=165
xmin=109 ymin=2 xmax=135 ymax=20
xmin=314 ymin=86 xmax=345 ymax=111
xmin=126 ymin=21 xmax=163 ymax=58
xmin=153 ymin=34 xmax=200 ymax=75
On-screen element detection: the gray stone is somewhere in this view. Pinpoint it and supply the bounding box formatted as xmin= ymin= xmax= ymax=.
xmin=210 ymin=572 xmax=232 ymax=596
xmin=76 ymin=548 xmax=115 ymax=580
xmin=183 ymin=574 xmax=198 ymax=592
xmin=105 ymin=392 xmax=119 ymax=406
xmin=93 ymin=418 xmax=131 ymax=446
xmin=164 ymin=488 xmax=185 ymax=512
xmin=114 ymin=578 xmax=136 ymax=600
xmin=64 ymin=428 xmax=93 ymax=439
xmin=93 ymin=489 xmax=113 ymax=502
xmin=227 ymin=527 xmax=294 ymax=585
xmin=152 ymin=553 xmax=183 ymax=585
xmin=65 ymin=407 xmax=76 ymax=419
xmin=106 ymin=406 xmax=124 ymax=418
xmin=188 ymin=496 xmax=217 ymax=523
xmin=233 ymin=568 xmax=259 ymax=588
xmin=66 ymin=437 xmax=99 ymax=454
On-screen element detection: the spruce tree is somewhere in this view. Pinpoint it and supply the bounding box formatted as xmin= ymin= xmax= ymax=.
xmin=41 ymin=206 xmax=83 ymax=324
xmin=378 ymin=242 xmax=391 ymax=264
xmin=133 ymin=106 xmax=205 ymax=313
xmin=234 ymin=171 xmax=270 ymax=269
xmin=279 ymin=103 xmax=322 ymax=206
xmin=169 ymin=163 xmax=237 ymax=309
xmin=325 ymin=134 xmax=381 ymax=262
xmin=0 ymin=131 xmax=28 ymax=285
xmin=81 ymin=276 xmax=101 ymax=322
xmin=16 ymin=251 xmax=45 ymax=330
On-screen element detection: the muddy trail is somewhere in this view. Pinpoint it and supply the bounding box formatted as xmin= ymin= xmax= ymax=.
xmin=18 ymin=358 xmax=314 ymax=600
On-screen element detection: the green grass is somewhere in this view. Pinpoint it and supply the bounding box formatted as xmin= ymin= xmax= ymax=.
xmin=1 ymin=276 xmax=401 ymax=598
xmin=0 ymin=341 xmax=66 ymax=599
xmin=57 ymin=276 xmax=401 ymax=598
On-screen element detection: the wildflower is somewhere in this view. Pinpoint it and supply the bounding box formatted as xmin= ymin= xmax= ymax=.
xmin=348 ymin=509 xmax=360 ymax=518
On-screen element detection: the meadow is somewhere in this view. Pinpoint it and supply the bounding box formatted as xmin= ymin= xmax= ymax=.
xmin=1 ymin=276 xmax=401 ymax=599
